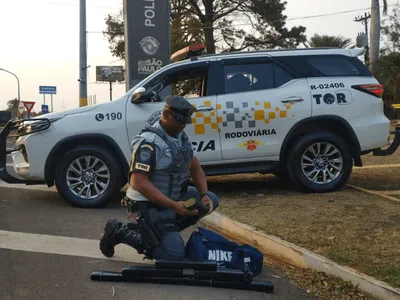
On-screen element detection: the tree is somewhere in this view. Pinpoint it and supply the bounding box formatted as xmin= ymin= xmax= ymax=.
xmin=304 ymin=34 xmax=355 ymax=48
xmin=104 ymin=10 xmax=124 ymax=60
xmin=381 ymin=0 xmax=400 ymax=55
xmin=6 ymin=98 xmax=18 ymax=119
xmin=369 ymin=0 xmax=388 ymax=73
xmin=169 ymin=0 xmax=204 ymax=53
xmin=188 ymin=0 xmax=307 ymax=53
xmin=103 ymin=0 xmax=307 ymax=59
xmin=375 ymin=52 xmax=400 ymax=118
xmin=7 ymin=98 xmax=18 ymax=111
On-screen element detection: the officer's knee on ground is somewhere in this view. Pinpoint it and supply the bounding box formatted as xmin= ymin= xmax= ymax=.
xmin=152 ymin=231 xmax=186 ymax=261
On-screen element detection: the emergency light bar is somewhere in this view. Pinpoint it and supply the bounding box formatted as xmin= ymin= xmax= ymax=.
xmin=171 ymin=44 xmax=207 ymax=63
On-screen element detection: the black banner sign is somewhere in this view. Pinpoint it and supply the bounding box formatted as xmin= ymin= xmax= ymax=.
xmin=123 ymin=0 xmax=171 ymax=91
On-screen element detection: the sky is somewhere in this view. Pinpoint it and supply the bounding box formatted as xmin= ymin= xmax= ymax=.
xmin=0 ymin=0 xmax=395 ymax=113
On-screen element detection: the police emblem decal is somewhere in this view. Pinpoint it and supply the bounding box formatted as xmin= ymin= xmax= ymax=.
xmin=140 ymin=150 xmax=151 ymax=162
xmin=139 ymin=36 xmax=160 ymax=55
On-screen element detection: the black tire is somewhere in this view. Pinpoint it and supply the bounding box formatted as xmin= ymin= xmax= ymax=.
xmin=286 ymin=132 xmax=353 ymax=193
xmin=54 ymin=145 xmax=123 ymax=208
xmin=271 ymin=167 xmax=289 ymax=179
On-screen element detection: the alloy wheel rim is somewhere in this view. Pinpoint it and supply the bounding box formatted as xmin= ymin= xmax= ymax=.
xmin=66 ymin=156 xmax=110 ymax=199
xmin=300 ymin=142 xmax=343 ymax=185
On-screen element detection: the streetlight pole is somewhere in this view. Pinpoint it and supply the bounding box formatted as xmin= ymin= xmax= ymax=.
xmin=0 ymin=68 xmax=20 ymax=102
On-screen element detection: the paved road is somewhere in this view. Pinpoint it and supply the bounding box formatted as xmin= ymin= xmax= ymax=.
xmin=1 ymin=137 xmax=314 ymax=299
xmin=0 ymin=184 xmax=315 ymax=300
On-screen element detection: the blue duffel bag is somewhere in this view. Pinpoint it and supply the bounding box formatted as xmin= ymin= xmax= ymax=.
xmin=185 ymin=226 xmax=264 ymax=276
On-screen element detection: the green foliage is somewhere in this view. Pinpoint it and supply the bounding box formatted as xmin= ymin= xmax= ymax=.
xmin=376 ymin=52 xmax=400 ymax=100
xmin=6 ymin=98 xmax=18 ymax=111
xmin=169 ymin=0 xmax=204 ymax=53
xmin=375 ymin=52 xmax=400 ymax=118
xmin=381 ymin=0 xmax=400 ymax=55
xmin=104 ymin=10 xmax=125 ymax=60
xmin=304 ymin=34 xmax=355 ymax=48
xmin=195 ymin=0 xmax=307 ymax=53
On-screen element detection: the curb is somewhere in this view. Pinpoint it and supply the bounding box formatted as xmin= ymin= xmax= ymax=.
xmin=200 ymin=212 xmax=400 ymax=300
xmin=346 ymin=184 xmax=400 ymax=204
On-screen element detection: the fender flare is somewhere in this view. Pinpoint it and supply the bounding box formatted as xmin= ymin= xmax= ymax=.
xmin=44 ymin=133 xmax=130 ymax=186
xmin=279 ymin=115 xmax=362 ymax=166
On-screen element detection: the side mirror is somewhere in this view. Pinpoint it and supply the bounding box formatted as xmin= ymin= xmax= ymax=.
xmin=131 ymin=87 xmax=148 ymax=104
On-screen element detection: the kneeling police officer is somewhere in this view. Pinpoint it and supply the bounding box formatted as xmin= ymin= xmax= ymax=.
xmin=99 ymin=95 xmax=220 ymax=261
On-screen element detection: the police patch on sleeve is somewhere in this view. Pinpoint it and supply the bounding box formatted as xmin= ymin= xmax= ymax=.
xmin=129 ymin=141 xmax=156 ymax=176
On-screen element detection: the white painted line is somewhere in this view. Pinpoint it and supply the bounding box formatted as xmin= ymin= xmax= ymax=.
xmin=0 ymin=229 xmax=152 ymax=264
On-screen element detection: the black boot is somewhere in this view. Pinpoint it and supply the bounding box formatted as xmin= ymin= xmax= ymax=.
xmin=99 ymin=218 xmax=145 ymax=258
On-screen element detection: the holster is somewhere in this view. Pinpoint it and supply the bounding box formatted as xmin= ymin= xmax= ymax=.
xmin=121 ymin=196 xmax=180 ymax=250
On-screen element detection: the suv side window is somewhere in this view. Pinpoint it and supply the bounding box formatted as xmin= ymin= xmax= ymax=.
xmin=306 ymin=55 xmax=361 ymax=76
xmin=275 ymin=54 xmax=372 ymax=77
xmin=222 ymin=62 xmax=294 ymax=95
xmin=142 ymin=63 xmax=211 ymax=102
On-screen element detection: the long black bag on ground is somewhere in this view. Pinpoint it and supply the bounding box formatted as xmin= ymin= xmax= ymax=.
xmin=90 ymin=227 xmax=273 ymax=292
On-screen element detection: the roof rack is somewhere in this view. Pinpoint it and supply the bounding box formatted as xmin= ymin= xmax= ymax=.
xmin=197 ymin=47 xmax=348 ymax=58
xmin=170 ymin=45 xmax=360 ymax=63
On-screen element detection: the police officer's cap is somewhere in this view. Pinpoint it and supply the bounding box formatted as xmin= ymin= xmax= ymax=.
xmin=165 ymin=95 xmax=196 ymax=124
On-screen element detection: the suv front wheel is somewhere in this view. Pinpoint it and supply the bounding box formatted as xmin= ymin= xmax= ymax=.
xmin=286 ymin=132 xmax=353 ymax=193
xmin=54 ymin=145 xmax=123 ymax=208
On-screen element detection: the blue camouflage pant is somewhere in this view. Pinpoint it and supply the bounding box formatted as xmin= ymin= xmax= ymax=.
xmin=142 ymin=186 xmax=219 ymax=261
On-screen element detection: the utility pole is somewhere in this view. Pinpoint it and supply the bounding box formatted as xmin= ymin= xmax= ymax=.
xmin=79 ymin=0 xmax=88 ymax=107
xmin=354 ymin=12 xmax=371 ymax=66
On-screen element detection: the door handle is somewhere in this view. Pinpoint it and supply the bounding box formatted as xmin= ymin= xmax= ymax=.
xmin=281 ymin=97 xmax=304 ymax=103
xmin=195 ymin=105 xmax=214 ymax=112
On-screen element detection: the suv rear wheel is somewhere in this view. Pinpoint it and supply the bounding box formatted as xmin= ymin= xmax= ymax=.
xmin=286 ymin=132 xmax=353 ymax=193
xmin=54 ymin=145 xmax=123 ymax=208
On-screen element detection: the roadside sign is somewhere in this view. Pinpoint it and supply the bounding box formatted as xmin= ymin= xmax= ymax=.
xmin=17 ymin=101 xmax=24 ymax=116
xmin=39 ymin=86 xmax=57 ymax=95
xmin=41 ymin=104 xmax=49 ymax=114
xmin=23 ymin=101 xmax=35 ymax=113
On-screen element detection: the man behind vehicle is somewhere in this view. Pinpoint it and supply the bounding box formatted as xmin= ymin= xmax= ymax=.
xmin=99 ymin=95 xmax=220 ymax=261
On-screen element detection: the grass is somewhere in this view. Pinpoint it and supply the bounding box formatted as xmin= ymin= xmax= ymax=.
xmin=326 ymin=248 xmax=357 ymax=266
xmin=207 ymin=171 xmax=400 ymax=288
xmin=367 ymin=264 xmax=400 ymax=288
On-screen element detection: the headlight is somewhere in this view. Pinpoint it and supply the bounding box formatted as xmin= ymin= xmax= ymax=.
xmin=17 ymin=116 xmax=64 ymax=136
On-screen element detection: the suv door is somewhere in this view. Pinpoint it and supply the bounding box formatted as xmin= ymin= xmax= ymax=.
xmin=125 ymin=60 xmax=223 ymax=162
xmin=215 ymin=56 xmax=312 ymax=161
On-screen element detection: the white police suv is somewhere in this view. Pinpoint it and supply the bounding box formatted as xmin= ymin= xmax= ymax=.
xmin=1 ymin=46 xmax=399 ymax=208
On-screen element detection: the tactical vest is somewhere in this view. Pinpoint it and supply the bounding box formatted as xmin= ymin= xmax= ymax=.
xmin=128 ymin=125 xmax=194 ymax=201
